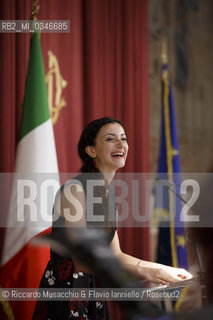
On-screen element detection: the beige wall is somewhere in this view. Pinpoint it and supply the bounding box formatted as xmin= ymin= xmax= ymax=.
xmin=148 ymin=0 xmax=213 ymax=172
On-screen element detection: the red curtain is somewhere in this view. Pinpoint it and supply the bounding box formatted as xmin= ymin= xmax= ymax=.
xmin=0 ymin=0 xmax=149 ymax=319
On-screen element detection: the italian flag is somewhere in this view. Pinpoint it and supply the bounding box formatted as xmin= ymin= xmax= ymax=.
xmin=0 ymin=32 xmax=59 ymax=319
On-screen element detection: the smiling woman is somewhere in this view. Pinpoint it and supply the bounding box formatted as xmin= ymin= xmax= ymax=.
xmin=83 ymin=121 xmax=129 ymax=173
xmin=33 ymin=117 xmax=192 ymax=320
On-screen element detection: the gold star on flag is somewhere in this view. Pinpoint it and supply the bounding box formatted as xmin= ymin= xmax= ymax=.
xmin=176 ymin=235 xmax=186 ymax=248
xmin=172 ymin=148 xmax=179 ymax=156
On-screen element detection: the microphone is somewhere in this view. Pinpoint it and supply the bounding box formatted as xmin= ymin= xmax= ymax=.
xmin=155 ymin=178 xmax=188 ymax=205
xmin=155 ymin=177 xmax=206 ymax=295
xmin=155 ymin=178 xmax=176 ymax=187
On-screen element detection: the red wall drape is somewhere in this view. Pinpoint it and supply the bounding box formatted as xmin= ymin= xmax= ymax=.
xmin=0 ymin=0 xmax=149 ymax=319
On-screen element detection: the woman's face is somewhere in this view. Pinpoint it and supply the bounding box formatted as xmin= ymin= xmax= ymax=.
xmin=87 ymin=122 xmax=129 ymax=173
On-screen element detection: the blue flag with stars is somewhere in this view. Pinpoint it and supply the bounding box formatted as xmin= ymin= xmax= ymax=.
xmin=155 ymin=63 xmax=188 ymax=270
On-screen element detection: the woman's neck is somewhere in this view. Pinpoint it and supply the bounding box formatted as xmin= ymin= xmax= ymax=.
xmin=101 ymin=171 xmax=115 ymax=185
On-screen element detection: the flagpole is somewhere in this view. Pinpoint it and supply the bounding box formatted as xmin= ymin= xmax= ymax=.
xmin=32 ymin=0 xmax=40 ymax=20
xmin=161 ymin=38 xmax=168 ymax=65
xmin=161 ymin=39 xmax=179 ymax=268
xmin=161 ymin=38 xmax=190 ymax=311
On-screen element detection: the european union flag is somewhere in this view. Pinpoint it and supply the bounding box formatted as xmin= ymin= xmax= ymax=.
xmin=155 ymin=63 xmax=188 ymax=270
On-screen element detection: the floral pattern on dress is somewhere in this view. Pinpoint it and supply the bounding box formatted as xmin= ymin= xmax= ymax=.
xmin=57 ymin=259 xmax=73 ymax=280
xmin=96 ymin=301 xmax=104 ymax=310
xmin=68 ymin=300 xmax=89 ymax=319
xmin=33 ymin=256 xmax=110 ymax=319
xmin=45 ymin=270 xmax=56 ymax=286
xmin=73 ymin=272 xmax=84 ymax=279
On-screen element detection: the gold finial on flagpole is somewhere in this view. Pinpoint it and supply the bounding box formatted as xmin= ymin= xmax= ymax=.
xmin=161 ymin=38 xmax=168 ymax=64
xmin=32 ymin=0 xmax=40 ymax=20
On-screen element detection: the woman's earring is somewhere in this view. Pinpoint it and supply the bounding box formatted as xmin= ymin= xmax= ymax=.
xmin=93 ymin=159 xmax=96 ymax=166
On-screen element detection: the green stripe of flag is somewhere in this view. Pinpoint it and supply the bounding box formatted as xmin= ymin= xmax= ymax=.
xmin=19 ymin=32 xmax=50 ymax=141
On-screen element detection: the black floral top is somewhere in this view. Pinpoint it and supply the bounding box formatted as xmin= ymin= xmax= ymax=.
xmin=33 ymin=173 xmax=117 ymax=320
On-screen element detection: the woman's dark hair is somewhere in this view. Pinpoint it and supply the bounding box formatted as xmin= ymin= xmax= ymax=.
xmin=78 ymin=117 xmax=124 ymax=173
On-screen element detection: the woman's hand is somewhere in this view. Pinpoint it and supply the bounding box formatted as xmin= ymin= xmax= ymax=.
xmin=138 ymin=264 xmax=193 ymax=285
xmin=162 ymin=266 xmax=193 ymax=282
xmin=110 ymin=233 xmax=193 ymax=285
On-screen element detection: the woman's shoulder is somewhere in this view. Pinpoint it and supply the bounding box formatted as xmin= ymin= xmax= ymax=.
xmin=60 ymin=173 xmax=87 ymax=193
xmin=61 ymin=172 xmax=104 ymax=193
xmin=54 ymin=172 xmax=106 ymax=206
xmin=52 ymin=174 xmax=87 ymax=226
